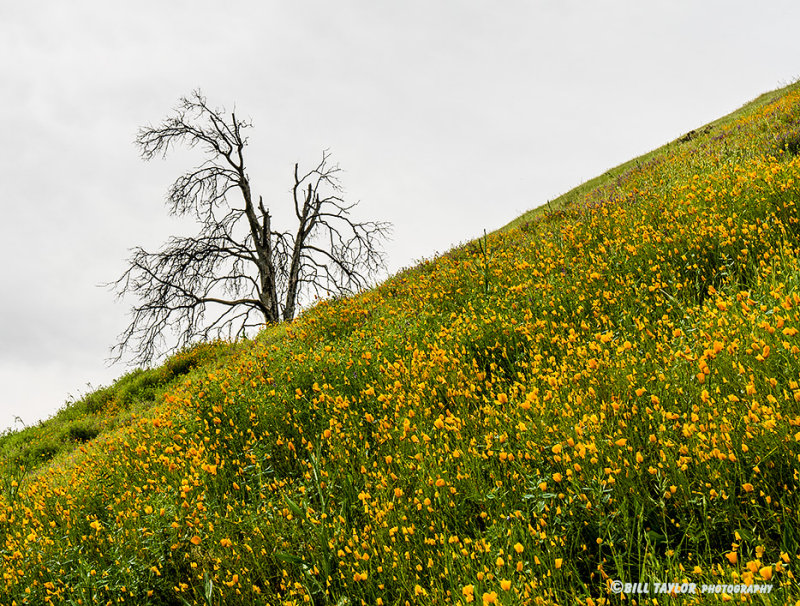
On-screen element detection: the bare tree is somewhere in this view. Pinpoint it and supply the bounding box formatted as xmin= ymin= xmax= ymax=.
xmin=109 ymin=90 xmax=390 ymax=364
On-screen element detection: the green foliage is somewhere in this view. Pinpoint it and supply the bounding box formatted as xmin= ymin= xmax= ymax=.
xmin=0 ymin=340 xmax=234 ymax=479
xmin=66 ymin=420 xmax=101 ymax=443
xmin=3 ymin=82 xmax=800 ymax=605
xmin=82 ymin=385 xmax=116 ymax=413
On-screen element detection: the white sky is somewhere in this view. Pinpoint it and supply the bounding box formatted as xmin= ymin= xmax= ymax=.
xmin=1 ymin=0 xmax=798 ymax=432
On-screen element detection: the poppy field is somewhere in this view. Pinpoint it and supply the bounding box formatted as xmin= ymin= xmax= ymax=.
xmin=2 ymin=83 xmax=800 ymax=605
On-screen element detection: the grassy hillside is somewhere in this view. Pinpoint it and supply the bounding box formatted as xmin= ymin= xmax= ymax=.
xmin=3 ymin=82 xmax=800 ymax=605
xmin=0 ymin=342 xmax=234 ymax=480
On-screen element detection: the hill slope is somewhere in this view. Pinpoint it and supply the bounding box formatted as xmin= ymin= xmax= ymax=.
xmin=3 ymin=82 xmax=800 ymax=605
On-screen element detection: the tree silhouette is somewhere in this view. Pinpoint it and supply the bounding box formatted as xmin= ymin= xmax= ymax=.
xmin=110 ymin=90 xmax=390 ymax=364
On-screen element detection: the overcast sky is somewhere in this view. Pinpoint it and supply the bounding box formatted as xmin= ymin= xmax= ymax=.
xmin=1 ymin=1 xmax=798 ymax=431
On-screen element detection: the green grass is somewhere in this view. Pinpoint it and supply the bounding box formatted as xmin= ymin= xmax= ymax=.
xmin=501 ymin=82 xmax=800 ymax=233
xmin=3 ymin=81 xmax=800 ymax=605
xmin=0 ymin=340 xmax=234 ymax=478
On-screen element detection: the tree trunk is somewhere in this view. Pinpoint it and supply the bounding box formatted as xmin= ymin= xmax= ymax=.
xmin=240 ymin=180 xmax=280 ymax=322
xmin=283 ymin=184 xmax=316 ymax=320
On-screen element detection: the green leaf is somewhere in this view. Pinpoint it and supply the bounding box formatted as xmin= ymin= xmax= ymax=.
xmin=274 ymin=550 xmax=302 ymax=564
xmin=204 ymin=570 xmax=214 ymax=605
xmin=284 ymin=495 xmax=306 ymax=518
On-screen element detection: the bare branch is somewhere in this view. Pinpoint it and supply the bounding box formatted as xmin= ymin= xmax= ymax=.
xmin=111 ymin=92 xmax=390 ymax=365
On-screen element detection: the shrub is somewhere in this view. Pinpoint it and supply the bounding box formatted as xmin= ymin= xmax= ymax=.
xmin=66 ymin=421 xmax=100 ymax=443
xmin=82 ymin=386 xmax=115 ymax=413
xmin=26 ymin=440 xmax=59 ymax=464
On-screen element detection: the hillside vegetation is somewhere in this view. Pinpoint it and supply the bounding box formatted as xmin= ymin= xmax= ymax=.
xmin=3 ymin=82 xmax=800 ymax=605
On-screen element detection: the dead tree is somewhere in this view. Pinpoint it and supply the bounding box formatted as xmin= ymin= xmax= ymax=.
xmin=109 ymin=90 xmax=390 ymax=364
